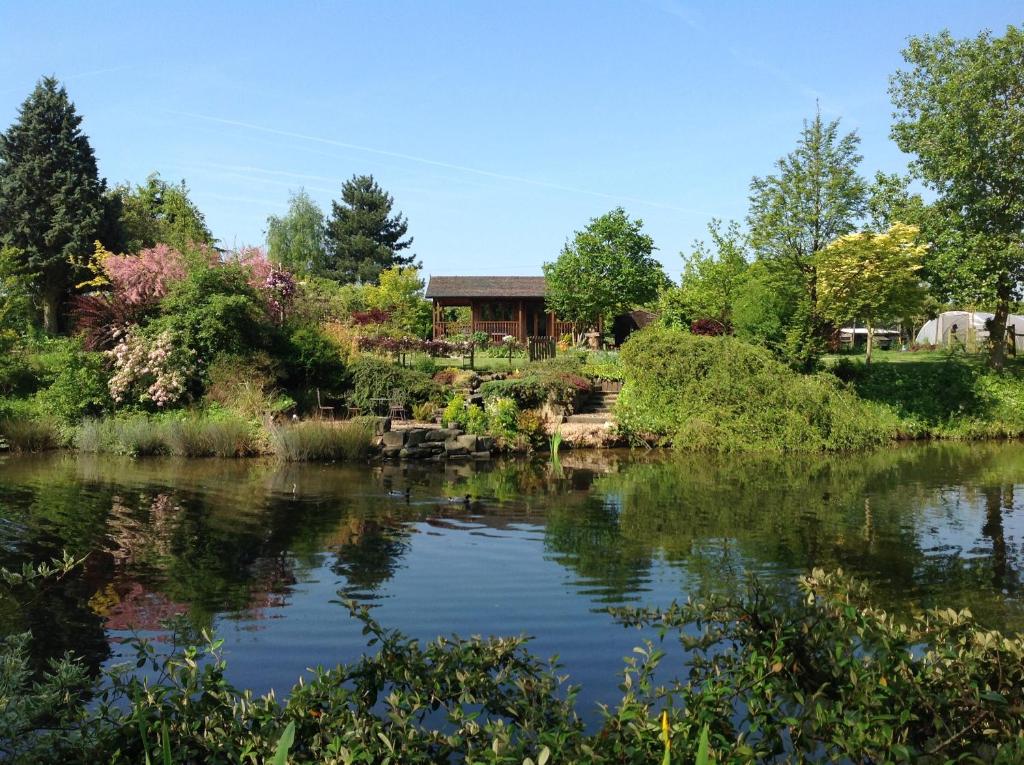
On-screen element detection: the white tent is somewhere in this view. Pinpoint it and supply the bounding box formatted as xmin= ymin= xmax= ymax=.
xmin=915 ymin=311 xmax=1024 ymax=350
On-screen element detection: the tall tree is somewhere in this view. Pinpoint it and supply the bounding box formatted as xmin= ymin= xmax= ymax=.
xmin=890 ymin=25 xmax=1024 ymax=370
xmin=266 ymin=189 xmax=327 ymax=275
xmin=325 ymin=174 xmax=416 ymax=284
xmin=658 ymin=219 xmax=749 ymax=330
xmin=816 ymin=223 xmax=927 ymax=364
xmin=107 ymin=173 xmax=214 ymax=253
xmin=0 ymin=77 xmax=106 ymax=333
xmin=747 ymin=112 xmax=867 ymax=368
xmin=544 ymin=207 xmax=667 ymax=336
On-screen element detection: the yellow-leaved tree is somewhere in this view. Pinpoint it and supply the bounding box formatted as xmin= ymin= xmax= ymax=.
xmin=816 ymin=222 xmax=927 ymax=364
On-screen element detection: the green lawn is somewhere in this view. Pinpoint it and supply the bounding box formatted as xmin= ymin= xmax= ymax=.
xmin=822 ymin=348 xmax=982 ymax=366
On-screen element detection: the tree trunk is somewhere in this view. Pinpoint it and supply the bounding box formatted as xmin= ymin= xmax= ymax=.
xmin=989 ymin=289 xmax=1010 ymax=371
xmin=865 ymin=320 xmax=873 ymax=366
xmin=41 ymin=289 xmax=61 ymax=336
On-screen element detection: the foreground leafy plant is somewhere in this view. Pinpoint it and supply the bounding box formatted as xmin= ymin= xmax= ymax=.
xmin=3 ymin=562 xmax=1024 ymax=763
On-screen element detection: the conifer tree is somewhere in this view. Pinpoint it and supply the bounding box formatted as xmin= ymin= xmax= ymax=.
xmin=0 ymin=77 xmax=106 ymax=333
xmin=325 ymin=174 xmax=416 ymax=284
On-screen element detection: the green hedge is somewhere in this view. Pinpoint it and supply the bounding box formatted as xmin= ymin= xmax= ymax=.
xmin=616 ymin=327 xmax=900 ymax=451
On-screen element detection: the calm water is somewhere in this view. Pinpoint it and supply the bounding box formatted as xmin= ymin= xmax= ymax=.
xmin=1 ymin=444 xmax=1023 ymax=713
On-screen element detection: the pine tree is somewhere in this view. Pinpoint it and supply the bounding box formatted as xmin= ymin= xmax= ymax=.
xmin=0 ymin=77 xmax=106 ymax=333
xmin=325 ymin=174 xmax=417 ymax=284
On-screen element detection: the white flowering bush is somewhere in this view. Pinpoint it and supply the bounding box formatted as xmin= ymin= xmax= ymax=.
xmin=107 ymin=329 xmax=194 ymax=408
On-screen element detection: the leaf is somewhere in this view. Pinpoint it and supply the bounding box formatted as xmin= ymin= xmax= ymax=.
xmin=272 ymin=721 xmax=296 ymax=765
xmin=161 ymin=721 xmax=172 ymax=765
xmin=695 ymin=724 xmax=711 ymax=765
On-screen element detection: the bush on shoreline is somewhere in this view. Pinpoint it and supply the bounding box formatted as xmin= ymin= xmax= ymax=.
xmin=3 ymin=562 xmax=1022 ymax=763
xmin=616 ymin=327 xmax=901 ymax=451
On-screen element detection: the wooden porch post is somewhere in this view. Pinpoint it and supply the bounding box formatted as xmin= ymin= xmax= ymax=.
xmin=517 ymin=300 xmax=525 ymax=342
xmin=470 ymin=300 xmax=479 ymax=335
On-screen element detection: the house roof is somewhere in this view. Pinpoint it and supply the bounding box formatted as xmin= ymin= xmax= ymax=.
xmin=425 ymin=276 xmax=548 ymax=299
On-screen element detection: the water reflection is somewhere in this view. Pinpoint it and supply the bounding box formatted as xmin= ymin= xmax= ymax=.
xmin=1 ymin=444 xmax=1023 ymax=700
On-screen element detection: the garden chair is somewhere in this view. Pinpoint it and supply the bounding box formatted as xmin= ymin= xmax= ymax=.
xmin=316 ymin=388 xmax=335 ymax=420
xmin=388 ymin=389 xmax=407 ymax=422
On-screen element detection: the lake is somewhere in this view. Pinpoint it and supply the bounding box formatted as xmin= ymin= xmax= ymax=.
xmin=1 ymin=443 xmax=1022 ymax=716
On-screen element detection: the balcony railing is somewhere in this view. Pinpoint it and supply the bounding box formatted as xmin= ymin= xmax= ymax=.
xmin=475 ymin=320 xmax=520 ymax=339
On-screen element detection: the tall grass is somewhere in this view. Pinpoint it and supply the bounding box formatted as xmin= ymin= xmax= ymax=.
xmin=74 ymin=414 xmax=258 ymax=457
xmin=268 ymin=419 xmax=374 ymax=462
xmin=0 ymin=416 xmax=62 ymax=452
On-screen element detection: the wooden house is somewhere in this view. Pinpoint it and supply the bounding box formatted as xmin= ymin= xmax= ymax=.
xmin=425 ymin=276 xmax=575 ymax=342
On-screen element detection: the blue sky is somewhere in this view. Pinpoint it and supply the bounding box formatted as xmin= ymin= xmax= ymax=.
xmin=1 ymin=1 xmax=1020 ymax=279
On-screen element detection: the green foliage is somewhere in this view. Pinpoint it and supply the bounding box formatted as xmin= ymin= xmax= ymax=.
xmin=747 ymin=112 xmax=867 ymax=369
xmin=817 ymin=223 xmax=927 ymax=363
xmin=325 ymin=174 xmax=417 ymax=284
xmin=155 ymin=261 xmax=270 ymax=367
xmin=268 ymin=419 xmax=374 ymax=461
xmin=616 ymin=326 xmax=899 ymax=450
xmin=32 ymin=342 xmax=110 ymax=422
xmin=282 ymin=325 xmax=347 ymax=392
xmin=484 ymin=397 xmax=520 ymax=441
xmin=0 ymin=77 xmax=106 ymax=334
xmin=364 ymin=265 xmax=432 ymax=338
xmin=348 ymin=356 xmax=441 ymax=412
xmin=5 ymin=564 xmax=1024 ymax=763
xmin=659 ymin=219 xmax=749 ymax=328
xmin=266 ymin=189 xmax=327 ymax=275
xmin=74 ymin=412 xmax=260 ymax=457
xmin=480 ymin=365 xmax=590 ymax=409
xmin=890 ymin=25 xmax=1024 ymax=370
xmin=442 ymin=394 xmax=470 ymax=428
xmin=290 ymin=276 xmax=368 ymax=324
xmin=107 ymin=173 xmax=213 ymax=254
xmin=832 ymin=356 xmax=1024 ymax=438
xmin=543 ymin=207 xmax=668 ymax=331
xmin=0 ymin=246 xmax=36 ymax=334
xmin=583 ymin=351 xmax=623 ymax=381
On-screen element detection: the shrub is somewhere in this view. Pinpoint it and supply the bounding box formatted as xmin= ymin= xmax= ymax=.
xmin=464 ymin=404 xmax=488 ymax=435
xmin=107 ymin=329 xmax=194 ymax=409
xmin=348 ymin=356 xmax=441 ymax=412
xmin=442 ymin=394 xmax=469 ymax=429
xmin=268 ymin=420 xmax=374 ymax=462
xmin=617 ymin=326 xmax=900 ymax=451
xmin=33 ymin=349 xmax=110 ymax=422
xmin=155 ymin=261 xmax=273 ymax=365
xmin=484 ymin=397 xmax=520 ymax=441
xmin=282 ymin=326 xmax=347 ymax=393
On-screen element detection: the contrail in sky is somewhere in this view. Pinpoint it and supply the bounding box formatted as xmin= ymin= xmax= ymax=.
xmin=166 ymin=110 xmax=706 ymax=215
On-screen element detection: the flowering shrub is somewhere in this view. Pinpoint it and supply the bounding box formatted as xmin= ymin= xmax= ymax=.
xmin=227 ymin=247 xmax=296 ymax=322
xmin=104 ymin=244 xmax=188 ymax=305
xmin=107 ymin=329 xmax=194 ymax=408
xmin=72 ymin=244 xmax=189 ymax=350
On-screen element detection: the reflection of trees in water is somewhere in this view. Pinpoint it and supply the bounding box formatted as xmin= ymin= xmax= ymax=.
xmin=3 ymin=443 xmax=1024 ymax=673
